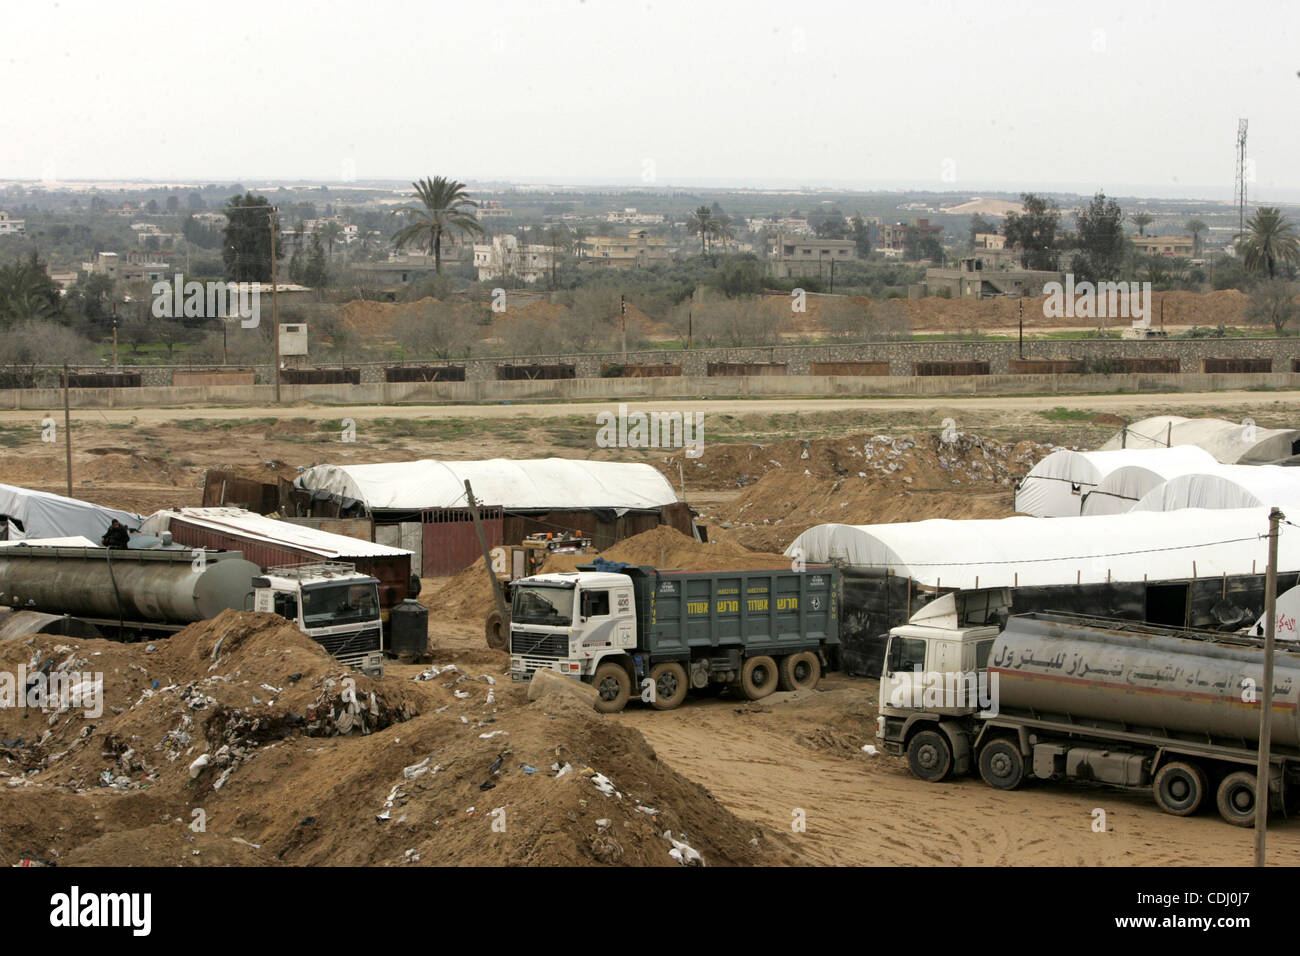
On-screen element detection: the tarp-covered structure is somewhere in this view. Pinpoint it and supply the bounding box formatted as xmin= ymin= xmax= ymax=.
xmin=0 ymin=483 xmax=141 ymax=543
xmin=1014 ymin=446 xmax=1215 ymax=517
xmin=296 ymin=458 xmax=680 ymax=513
xmin=1131 ymin=464 xmax=1300 ymax=513
xmin=1081 ymin=448 xmax=1224 ymax=515
xmin=787 ymin=508 xmax=1293 ymax=590
xmin=1098 ymin=416 xmax=1300 ymax=464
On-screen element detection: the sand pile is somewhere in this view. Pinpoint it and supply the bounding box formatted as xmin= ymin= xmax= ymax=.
xmin=0 ymin=610 xmax=792 ymax=866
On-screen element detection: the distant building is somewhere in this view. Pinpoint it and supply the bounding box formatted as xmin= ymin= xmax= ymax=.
xmin=766 ymin=233 xmax=858 ymax=280
xmin=606 ymin=207 xmax=665 ymax=225
xmin=973 ymin=233 xmax=1005 ymax=250
xmin=925 ymin=256 xmax=1063 ymax=299
xmin=473 ymin=235 xmax=555 ymax=283
xmin=81 ymin=251 xmax=169 ymax=283
xmin=0 ymin=211 xmax=25 ymax=236
xmin=581 ymin=230 xmax=671 ymax=268
xmin=475 ymin=200 xmax=512 ymax=220
xmin=1132 ymin=235 xmax=1194 ymax=257
xmin=878 ymin=218 xmax=943 ymax=253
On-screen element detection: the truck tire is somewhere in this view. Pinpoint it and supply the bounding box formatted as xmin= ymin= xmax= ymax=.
xmin=778 ymin=652 xmax=821 ymax=692
xmin=1216 ymin=771 xmax=1258 ymax=827
xmin=485 ymin=611 xmax=507 ymax=650
xmin=649 ymin=662 xmax=689 ymax=711
xmin=1152 ymin=761 xmax=1208 ymax=816
xmin=740 ymin=656 xmax=779 ymax=701
xmin=978 ymin=738 xmax=1026 ymax=790
xmin=907 ymin=729 xmax=953 ymax=782
xmin=593 ymin=662 xmax=632 ymax=714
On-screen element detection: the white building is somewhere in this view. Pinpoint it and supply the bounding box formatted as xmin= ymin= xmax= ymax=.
xmin=472 ymin=234 xmax=555 ymax=283
xmin=606 ymin=207 xmax=665 ymax=224
xmin=0 ymin=211 xmax=25 ymax=236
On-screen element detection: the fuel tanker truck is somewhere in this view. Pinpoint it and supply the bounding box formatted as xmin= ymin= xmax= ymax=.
xmin=877 ymin=595 xmax=1300 ymax=826
xmin=0 ymin=544 xmax=386 ymax=673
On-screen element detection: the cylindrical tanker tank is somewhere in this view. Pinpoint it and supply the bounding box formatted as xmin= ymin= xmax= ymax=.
xmin=0 ymin=545 xmax=261 ymax=624
xmin=991 ymin=612 xmax=1300 ymax=748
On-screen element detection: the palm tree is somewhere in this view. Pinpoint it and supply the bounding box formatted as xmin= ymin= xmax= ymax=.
xmin=1239 ymin=206 xmax=1300 ymax=279
xmin=319 ymin=220 xmax=344 ymax=260
xmin=707 ymin=214 xmax=735 ymax=253
xmin=1130 ymin=212 xmax=1154 ymax=236
xmin=391 ymin=176 xmax=484 ymax=273
xmin=687 ymin=206 xmax=714 ymax=255
xmin=1184 ymin=218 xmax=1207 ymax=257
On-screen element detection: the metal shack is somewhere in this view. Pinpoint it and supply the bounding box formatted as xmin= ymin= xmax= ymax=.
xmin=139 ymin=507 xmax=415 ymax=610
xmin=787 ymin=507 xmax=1300 ymax=677
xmin=294 ymin=458 xmax=696 ymax=576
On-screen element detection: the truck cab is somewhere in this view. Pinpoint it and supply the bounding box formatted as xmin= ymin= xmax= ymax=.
xmin=251 ymin=562 xmax=385 ymax=675
xmin=508 ymin=570 xmax=636 ymax=681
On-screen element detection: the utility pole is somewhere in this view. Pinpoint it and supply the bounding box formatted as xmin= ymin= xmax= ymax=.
xmin=1255 ymin=506 xmax=1283 ymax=864
xmin=271 ymin=208 xmax=281 ymax=404
xmin=465 ymin=480 xmax=509 ymax=625
xmin=830 ymin=257 xmax=835 ymax=294
xmin=62 ymin=364 xmax=72 ymax=497
xmin=620 ymin=294 xmax=627 ymax=360
xmin=1018 ymin=298 xmax=1024 ymax=359
xmin=111 ymin=306 xmax=119 ymax=371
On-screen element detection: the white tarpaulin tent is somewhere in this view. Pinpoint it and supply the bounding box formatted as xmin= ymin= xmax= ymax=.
xmin=1130 ymin=464 xmax=1300 ymax=513
xmin=0 ymin=483 xmax=141 ymax=542
xmin=1098 ymin=416 xmax=1300 ymax=464
xmin=1014 ymin=446 xmax=1215 ymax=517
xmin=295 ymin=458 xmax=680 ymax=512
xmin=1080 ymin=447 xmax=1223 ymax=515
xmin=786 ymin=508 xmax=1293 ymax=590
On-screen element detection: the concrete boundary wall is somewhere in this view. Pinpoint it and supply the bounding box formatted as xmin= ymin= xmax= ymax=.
xmin=4 ymin=372 xmax=1299 ymax=410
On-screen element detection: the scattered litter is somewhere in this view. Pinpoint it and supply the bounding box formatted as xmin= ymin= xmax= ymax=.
xmin=862 ymin=744 xmax=879 ymax=756
xmin=478 ymin=730 xmax=507 ymax=739
xmin=663 ymin=830 xmax=704 ymax=866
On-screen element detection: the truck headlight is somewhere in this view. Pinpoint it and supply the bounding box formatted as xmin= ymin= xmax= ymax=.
xmin=876 ymin=716 xmax=886 ymax=738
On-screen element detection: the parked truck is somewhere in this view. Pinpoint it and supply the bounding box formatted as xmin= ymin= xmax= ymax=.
xmin=877 ymin=595 xmax=1300 ymax=825
xmin=0 ymin=545 xmax=385 ymax=674
xmin=509 ymin=560 xmax=839 ymax=712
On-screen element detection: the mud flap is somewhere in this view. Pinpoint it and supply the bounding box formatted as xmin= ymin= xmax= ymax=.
xmin=938 ymin=721 xmax=972 ymax=776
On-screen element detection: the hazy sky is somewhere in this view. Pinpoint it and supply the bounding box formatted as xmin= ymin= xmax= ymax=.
xmin=5 ymin=0 xmax=1299 ymax=199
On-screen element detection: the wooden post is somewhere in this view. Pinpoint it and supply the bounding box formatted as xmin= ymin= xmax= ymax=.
xmin=271 ymin=208 xmax=281 ymax=404
xmin=1256 ymin=507 xmax=1283 ymax=864
xmin=466 ymin=480 xmax=509 ymax=624
xmin=62 ymin=364 xmax=72 ymax=498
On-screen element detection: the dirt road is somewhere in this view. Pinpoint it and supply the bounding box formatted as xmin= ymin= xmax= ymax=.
xmin=1 ymin=390 xmax=1298 ymax=426
xmin=618 ymin=680 xmax=1300 ymax=866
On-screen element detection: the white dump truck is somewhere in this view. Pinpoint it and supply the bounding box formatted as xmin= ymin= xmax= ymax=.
xmin=877 ymin=591 xmax=1300 ymax=825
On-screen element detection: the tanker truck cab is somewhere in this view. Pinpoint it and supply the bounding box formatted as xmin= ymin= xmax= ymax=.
xmin=508 ymin=570 xmax=637 ymax=681
xmin=251 ymin=562 xmax=385 ymax=676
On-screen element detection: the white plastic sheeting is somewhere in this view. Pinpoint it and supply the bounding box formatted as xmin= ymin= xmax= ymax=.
xmin=0 ymin=536 xmax=99 ymax=548
xmin=1014 ymin=446 xmax=1215 ymax=517
xmin=785 ymin=508 xmax=1293 ymax=590
xmin=295 ymin=458 xmax=680 ymax=512
xmin=0 ymin=483 xmax=141 ymax=542
xmin=1098 ymin=416 xmax=1300 ymax=464
xmin=139 ymin=507 xmax=412 ymax=558
xmin=1081 ymin=448 xmax=1224 ymax=515
xmin=1130 ymin=464 xmax=1300 ymax=513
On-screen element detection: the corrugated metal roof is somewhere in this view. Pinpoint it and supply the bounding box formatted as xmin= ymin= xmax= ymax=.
xmin=140 ymin=507 xmax=410 ymax=558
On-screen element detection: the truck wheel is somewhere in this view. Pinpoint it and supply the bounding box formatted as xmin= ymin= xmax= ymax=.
xmin=649 ymin=662 xmax=689 ymax=711
xmin=740 ymin=656 xmax=779 ymax=701
xmin=978 ymin=739 xmax=1026 ymax=790
xmin=1216 ymin=771 xmax=1258 ymax=827
xmin=1152 ymin=761 xmax=1208 ymax=816
xmin=485 ymin=611 xmax=507 ymax=650
xmin=907 ymin=729 xmax=953 ymax=782
xmin=778 ymin=652 xmax=821 ymax=692
xmin=592 ymin=663 xmax=631 ymax=714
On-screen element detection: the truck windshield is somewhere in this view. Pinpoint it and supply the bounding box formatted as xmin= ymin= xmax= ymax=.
xmin=512 ymin=585 xmax=573 ymax=626
xmin=301 ymin=582 xmax=380 ymax=629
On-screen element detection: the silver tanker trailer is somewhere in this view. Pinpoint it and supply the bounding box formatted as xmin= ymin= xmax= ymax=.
xmin=877 ymin=594 xmax=1300 ymax=825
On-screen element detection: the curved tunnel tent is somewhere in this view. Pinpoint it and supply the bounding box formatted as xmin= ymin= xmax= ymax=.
xmin=1080 ymin=446 xmax=1224 ymax=515
xmin=1130 ymin=464 xmax=1300 ymax=513
xmin=1014 ymin=446 xmax=1215 ymax=517
xmin=1098 ymin=416 xmax=1300 ymax=464
xmin=786 ymin=508 xmax=1297 ymax=591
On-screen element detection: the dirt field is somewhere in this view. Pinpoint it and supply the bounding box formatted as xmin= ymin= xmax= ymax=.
xmin=3 ymin=393 xmax=1300 ymax=866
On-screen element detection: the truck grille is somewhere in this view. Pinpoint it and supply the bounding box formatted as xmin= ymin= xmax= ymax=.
xmin=316 ymin=627 xmax=382 ymax=659
xmin=510 ymin=630 xmax=567 ymax=658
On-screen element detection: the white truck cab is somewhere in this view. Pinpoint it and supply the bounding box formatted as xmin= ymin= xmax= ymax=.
xmin=508 ymin=570 xmax=636 ymax=680
xmin=251 ymin=562 xmax=385 ymax=675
